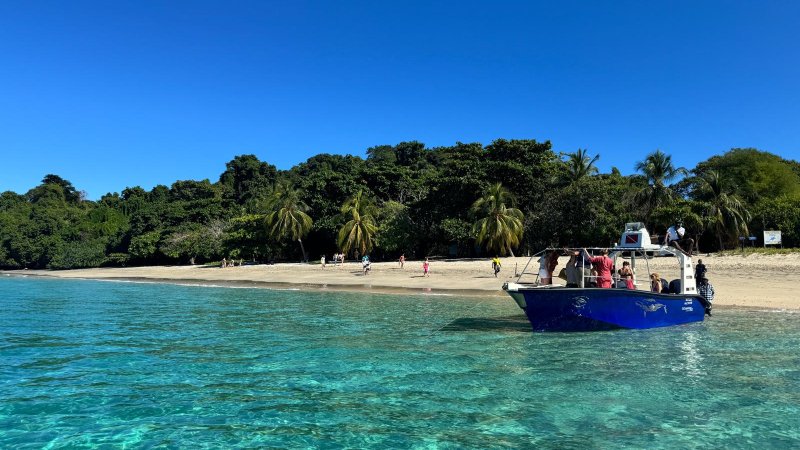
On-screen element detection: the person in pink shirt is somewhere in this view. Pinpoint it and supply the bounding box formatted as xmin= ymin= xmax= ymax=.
xmin=584 ymin=248 xmax=613 ymax=288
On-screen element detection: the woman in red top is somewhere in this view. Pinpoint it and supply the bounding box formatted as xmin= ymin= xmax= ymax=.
xmin=584 ymin=248 xmax=614 ymax=288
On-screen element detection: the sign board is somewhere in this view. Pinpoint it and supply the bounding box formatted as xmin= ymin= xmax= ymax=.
xmin=764 ymin=230 xmax=782 ymax=246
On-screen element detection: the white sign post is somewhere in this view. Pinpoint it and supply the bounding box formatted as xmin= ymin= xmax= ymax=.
xmin=763 ymin=230 xmax=782 ymax=247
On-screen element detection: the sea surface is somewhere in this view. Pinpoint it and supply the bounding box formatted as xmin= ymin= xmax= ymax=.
xmin=1 ymin=276 xmax=799 ymax=449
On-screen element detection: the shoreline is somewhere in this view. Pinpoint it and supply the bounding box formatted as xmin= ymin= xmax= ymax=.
xmin=2 ymin=272 xmax=505 ymax=299
xmin=3 ymin=271 xmax=795 ymax=312
xmin=3 ymin=253 xmax=800 ymax=310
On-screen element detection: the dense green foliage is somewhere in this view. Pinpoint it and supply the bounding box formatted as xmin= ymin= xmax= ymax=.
xmin=1 ymin=144 xmax=798 ymax=269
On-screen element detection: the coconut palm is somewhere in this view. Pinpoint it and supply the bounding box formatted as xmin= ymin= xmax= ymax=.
xmin=565 ymin=148 xmax=600 ymax=183
xmin=696 ymin=170 xmax=751 ymax=250
xmin=633 ymin=149 xmax=688 ymax=222
xmin=265 ymin=181 xmax=313 ymax=262
xmin=471 ymin=183 xmax=524 ymax=256
xmin=338 ymin=190 xmax=379 ymax=258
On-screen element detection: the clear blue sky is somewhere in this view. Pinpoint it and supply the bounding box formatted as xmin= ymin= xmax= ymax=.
xmin=1 ymin=1 xmax=799 ymax=199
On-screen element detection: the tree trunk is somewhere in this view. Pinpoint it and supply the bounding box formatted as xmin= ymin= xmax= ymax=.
xmin=508 ymin=246 xmax=516 ymax=257
xmin=298 ymin=239 xmax=308 ymax=262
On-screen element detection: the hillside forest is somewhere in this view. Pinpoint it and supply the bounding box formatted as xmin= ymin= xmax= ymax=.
xmin=1 ymin=141 xmax=799 ymax=269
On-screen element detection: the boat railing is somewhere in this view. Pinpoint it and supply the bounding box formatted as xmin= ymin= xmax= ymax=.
xmin=514 ymin=245 xmax=693 ymax=293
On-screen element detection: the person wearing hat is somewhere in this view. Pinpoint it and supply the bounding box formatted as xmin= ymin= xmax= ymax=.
xmin=697 ymin=276 xmax=714 ymax=315
xmin=666 ymin=220 xmax=694 ymax=256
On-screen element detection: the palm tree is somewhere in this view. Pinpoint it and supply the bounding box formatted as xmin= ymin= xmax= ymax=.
xmin=696 ymin=170 xmax=751 ymax=250
xmin=565 ymin=148 xmax=600 ymax=183
xmin=338 ymin=190 xmax=379 ymax=258
xmin=265 ymin=181 xmax=313 ymax=262
xmin=471 ymin=183 xmax=524 ymax=256
xmin=633 ymin=149 xmax=688 ymax=222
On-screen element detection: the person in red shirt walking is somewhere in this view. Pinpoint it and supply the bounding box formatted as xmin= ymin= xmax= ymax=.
xmin=583 ymin=248 xmax=614 ymax=288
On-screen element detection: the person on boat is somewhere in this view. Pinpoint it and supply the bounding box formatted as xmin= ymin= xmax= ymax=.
xmin=666 ymin=220 xmax=694 ymax=256
xmin=538 ymin=251 xmax=559 ymax=285
xmin=576 ymin=250 xmax=592 ymax=287
xmin=650 ymin=273 xmax=662 ymax=293
xmin=695 ymin=258 xmax=707 ymax=281
xmin=565 ymin=251 xmax=581 ymax=287
xmin=583 ymin=248 xmax=613 ymax=288
xmin=491 ymin=256 xmax=502 ymax=277
xmin=618 ymin=261 xmax=635 ymax=289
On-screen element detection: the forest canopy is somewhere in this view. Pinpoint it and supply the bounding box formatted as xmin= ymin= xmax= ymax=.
xmin=1 ymin=142 xmax=798 ymax=269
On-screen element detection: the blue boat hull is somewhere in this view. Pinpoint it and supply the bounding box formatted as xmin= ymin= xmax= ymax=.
xmin=505 ymin=287 xmax=708 ymax=331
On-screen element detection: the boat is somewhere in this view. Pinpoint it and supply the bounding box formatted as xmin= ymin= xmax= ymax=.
xmin=503 ymin=222 xmax=712 ymax=331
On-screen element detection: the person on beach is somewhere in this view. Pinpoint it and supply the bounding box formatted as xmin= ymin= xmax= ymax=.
xmin=650 ymin=273 xmax=662 ymax=293
xmin=618 ymin=261 xmax=635 ymax=289
xmin=362 ymin=255 xmax=371 ymax=275
xmin=399 ymin=254 xmax=405 ymax=269
xmin=492 ymin=256 xmax=502 ymax=277
xmin=321 ymin=254 xmax=326 ymax=269
xmin=695 ymin=259 xmax=707 ymax=281
xmin=221 ymin=257 xmax=226 ymax=268
xmin=423 ymin=258 xmax=430 ymax=277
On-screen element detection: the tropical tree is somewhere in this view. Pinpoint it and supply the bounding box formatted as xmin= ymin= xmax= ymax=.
xmin=471 ymin=183 xmax=524 ymax=256
xmin=695 ymin=170 xmax=751 ymax=250
xmin=265 ymin=181 xmax=313 ymax=262
xmin=564 ymin=148 xmax=600 ymax=183
xmin=633 ymin=149 xmax=688 ymax=223
xmin=338 ymin=190 xmax=379 ymax=258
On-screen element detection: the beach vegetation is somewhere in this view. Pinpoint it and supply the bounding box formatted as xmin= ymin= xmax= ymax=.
xmin=265 ymin=181 xmax=313 ymax=262
xmin=471 ymin=183 xmax=524 ymax=256
xmin=564 ymin=148 xmax=600 ymax=184
xmin=633 ymin=149 xmax=688 ymax=224
xmin=338 ymin=190 xmax=379 ymax=258
xmin=0 ymin=142 xmax=798 ymax=269
xmin=693 ymin=171 xmax=751 ymax=250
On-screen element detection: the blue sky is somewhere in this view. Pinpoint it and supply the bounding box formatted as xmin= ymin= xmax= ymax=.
xmin=1 ymin=1 xmax=799 ymax=199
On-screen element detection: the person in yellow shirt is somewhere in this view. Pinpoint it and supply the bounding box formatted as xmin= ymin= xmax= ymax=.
xmin=491 ymin=256 xmax=502 ymax=277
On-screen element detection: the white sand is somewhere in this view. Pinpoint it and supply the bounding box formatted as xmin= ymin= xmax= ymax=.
xmin=5 ymin=253 xmax=800 ymax=310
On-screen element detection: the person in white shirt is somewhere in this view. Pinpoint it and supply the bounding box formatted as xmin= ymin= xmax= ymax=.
xmin=666 ymin=221 xmax=694 ymax=256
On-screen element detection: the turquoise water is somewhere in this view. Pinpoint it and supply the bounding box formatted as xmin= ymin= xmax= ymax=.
xmin=1 ymin=277 xmax=799 ymax=449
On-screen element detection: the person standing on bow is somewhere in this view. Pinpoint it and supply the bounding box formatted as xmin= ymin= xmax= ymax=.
xmin=583 ymin=248 xmax=613 ymax=288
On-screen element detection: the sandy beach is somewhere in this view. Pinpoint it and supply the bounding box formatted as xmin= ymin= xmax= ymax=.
xmin=4 ymin=253 xmax=799 ymax=310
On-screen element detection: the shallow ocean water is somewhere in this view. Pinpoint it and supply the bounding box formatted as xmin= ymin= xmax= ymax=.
xmin=1 ymin=276 xmax=799 ymax=449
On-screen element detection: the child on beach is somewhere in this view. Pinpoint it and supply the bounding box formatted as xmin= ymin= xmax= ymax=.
xmin=399 ymin=254 xmax=405 ymax=269
xmin=423 ymin=258 xmax=430 ymax=277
